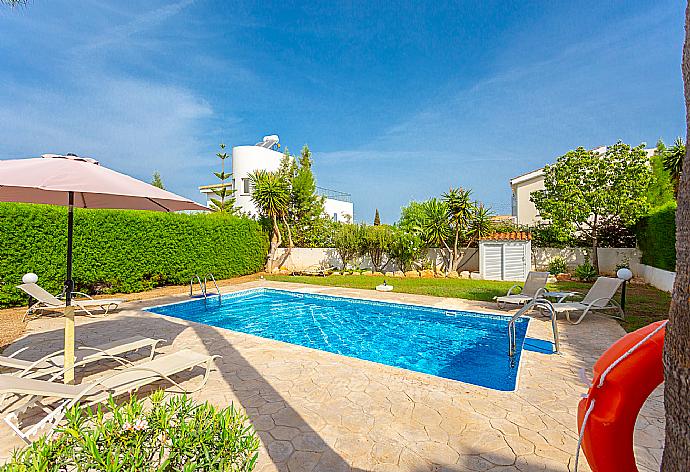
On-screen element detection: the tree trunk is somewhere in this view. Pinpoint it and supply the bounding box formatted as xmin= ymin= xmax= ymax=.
xmin=661 ymin=4 xmax=690 ymax=469
xmin=266 ymin=215 xmax=282 ymax=272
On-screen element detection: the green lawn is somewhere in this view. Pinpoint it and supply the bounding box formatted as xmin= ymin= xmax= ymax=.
xmin=266 ymin=275 xmax=671 ymax=333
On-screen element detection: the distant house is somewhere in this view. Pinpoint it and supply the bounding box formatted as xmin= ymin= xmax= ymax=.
xmin=510 ymin=146 xmax=656 ymax=226
xmin=200 ymin=135 xmax=354 ymax=222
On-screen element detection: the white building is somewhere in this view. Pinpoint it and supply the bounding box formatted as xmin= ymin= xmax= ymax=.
xmin=510 ymin=146 xmax=656 ymax=226
xmin=200 ymin=135 xmax=354 ymax=222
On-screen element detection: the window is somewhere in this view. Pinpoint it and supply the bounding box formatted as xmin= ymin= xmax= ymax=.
xmin=333 ymin=212 xmax=338 ymax=221
xmin=242 ymin=178 xmax=251 ymax=195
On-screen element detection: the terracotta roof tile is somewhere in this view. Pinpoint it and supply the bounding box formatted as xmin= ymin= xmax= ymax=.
xmin=480 ymin=231 xmax=532 ymax=241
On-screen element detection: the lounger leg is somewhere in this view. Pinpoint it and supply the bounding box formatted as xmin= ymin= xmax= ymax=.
xmin=566 ymin=309 xmax=588 ymax=325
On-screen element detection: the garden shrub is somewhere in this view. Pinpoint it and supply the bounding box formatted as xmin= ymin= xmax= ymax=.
xmin=3 ymin=391 xmax=260 ymax=471
xmin=0 ymin=203 xmax=268 ymax=307
xmin=635 ymin=202 xmax=677 ymax=271
xmin=547 ymin=257 xmax=568 ymax=275
xmin=575 ymin=260 xmax=597 ymax=282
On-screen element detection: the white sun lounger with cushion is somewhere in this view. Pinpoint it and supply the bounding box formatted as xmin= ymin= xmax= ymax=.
xmin=0 ymin=349 xmax=219 ymax=443
xmin=17 ymin=283 xmax=124 ymax=321
xmin=494 ymin=271 xmax=549 ymax=308
xmin=550 ymin=276 xmax=624 ymax=325
xmin=0 ymin=335 xmax=164 ymax=379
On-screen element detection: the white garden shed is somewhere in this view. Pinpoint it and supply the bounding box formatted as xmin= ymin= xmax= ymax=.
xmin=479 ymin=232 xmax=532 ymax=281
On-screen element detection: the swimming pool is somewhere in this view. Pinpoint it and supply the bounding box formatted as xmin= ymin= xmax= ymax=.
xmin=146 ymin=288 xmax=529 ymax=391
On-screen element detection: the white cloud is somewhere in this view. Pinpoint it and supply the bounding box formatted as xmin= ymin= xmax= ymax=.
xmin=0 ymin=75 xmax=216 ymax=201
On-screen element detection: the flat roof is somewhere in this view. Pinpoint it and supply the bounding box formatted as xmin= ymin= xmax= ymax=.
xmin=509 ymin=168 xmax=544 ymax=186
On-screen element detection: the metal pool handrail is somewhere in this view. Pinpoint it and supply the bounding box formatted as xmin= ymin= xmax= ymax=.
xmin=205 ymin=273 xmax=220 ymax=297
xmin=508 ymin=290 xmax=560 ymax=356
xmin=190 ymin=275 xmax=206 ymax=298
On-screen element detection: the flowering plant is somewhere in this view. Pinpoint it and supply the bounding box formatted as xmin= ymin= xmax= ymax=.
xmin=3 ymin=391 xmax=259 ymax=471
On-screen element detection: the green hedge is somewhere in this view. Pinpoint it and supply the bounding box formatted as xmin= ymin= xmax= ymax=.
xmin=0 ymin=203 xmax=268 ymax=307
xmin=636 ymin=202 xmax=677 ymax=271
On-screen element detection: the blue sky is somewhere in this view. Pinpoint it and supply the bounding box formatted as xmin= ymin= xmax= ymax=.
xmin=0 ymin=0 xmax=685 ymax=222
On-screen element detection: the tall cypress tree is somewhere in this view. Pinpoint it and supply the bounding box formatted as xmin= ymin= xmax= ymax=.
xmin=374 ymin=209 xmax=381 ymax=226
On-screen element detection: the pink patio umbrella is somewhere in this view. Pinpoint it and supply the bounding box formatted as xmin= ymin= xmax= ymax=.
xmin=0 ymin=154 xmax=208 ymax=383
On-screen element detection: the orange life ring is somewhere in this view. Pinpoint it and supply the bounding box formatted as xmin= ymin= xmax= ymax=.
xmin=577 ymin=320 xmax=666 ymax=472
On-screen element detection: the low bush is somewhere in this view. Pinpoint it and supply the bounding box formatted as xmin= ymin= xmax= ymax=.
xmin=3 ymin=391 xmax=260 ymax=471
xmin=635 ymin=202 xmax=677 ymax=271
xmin=388 ymin=229 xmax=424 ymax=272
xmin=547 ymin=257 xmax=568 ymax=275
xmin=0 ymin=203 xmax=268 ymax=307
xmin=575 ymin=260 xmax=597 ymax=282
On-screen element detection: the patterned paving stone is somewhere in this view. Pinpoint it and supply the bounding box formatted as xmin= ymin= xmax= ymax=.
xmin=0 ymin=281 xmax=665 ymax=471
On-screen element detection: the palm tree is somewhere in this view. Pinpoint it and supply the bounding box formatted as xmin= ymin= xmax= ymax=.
xmin=467 ymin=204 xmax=494 ymax=242
xmin=419 ymin=199 xmax=451 ymax=271
xmin=248 ymin=170 xmax=291 ymax=272
xmin=664 ymin=136 xmax=685 ymax=197
xmin=662 ymin=6 xmax=690 ymax=469
xmin=442 ymin=187 xmax=474 ymax=272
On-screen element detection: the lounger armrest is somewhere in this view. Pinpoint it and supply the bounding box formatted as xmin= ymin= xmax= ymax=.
xmin=534 ymin=287 xmax=547 ymax=299
xmin=5 ymin=346 xmax=31 ymax=359
xmin=91 ymin=355 xmax=221 ymax=395
xmin=43 ymin=353 xmax=138 ymax=382
xmin=506 ymin=284 xmax=522 ymax=296
xmin=57 ymin=291 xmax=94 ymax=301
xmin=584 ymin=297 xmax=616 ymax=309
xmin=15 ymin=349 xmax=67 ymax=378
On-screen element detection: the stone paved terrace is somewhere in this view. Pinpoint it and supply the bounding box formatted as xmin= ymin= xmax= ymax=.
xmin=0 ymin=281 xmax=664 ymax=471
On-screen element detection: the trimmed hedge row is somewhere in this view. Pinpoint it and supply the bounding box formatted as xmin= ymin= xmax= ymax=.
xmin=0 ymin=203 xmax=268 ymax=307
xmin=635 ymin=202 xmax=677 ymax=272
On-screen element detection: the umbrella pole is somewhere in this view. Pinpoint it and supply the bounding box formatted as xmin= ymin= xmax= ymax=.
xmin=64 ymin=191 xmax=75 ymax=384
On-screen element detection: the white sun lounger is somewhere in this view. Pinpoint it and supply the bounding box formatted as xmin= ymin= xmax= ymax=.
xmin=494 ymin=271 xmax=549 ymax=308
xmin=0 ymin=349 xmax=219 ymax=443
xmin=17 ymin=283 xmax=124 ymax=321
xmin=550 ymin=277 xmax=624 ymax=325
xmin=0 ymin=335 xmax=163 ymax=379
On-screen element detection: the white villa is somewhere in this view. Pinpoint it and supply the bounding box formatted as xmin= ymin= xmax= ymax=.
xmin=200 ymin=135 xmax=354 ymax=222
xmin=510 ymin=145 xmax=656 ymax=226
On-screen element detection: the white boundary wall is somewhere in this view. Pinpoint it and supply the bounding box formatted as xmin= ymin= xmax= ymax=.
xmin=631 ymin=263 xmax=676 ymax=293
xmin=532 ymin=248 xmax=641 ymax=275
xmin=273 ymin=248 xmax=479 ymax=272
xmin=273 ymin=247 xmax=675 ymax=291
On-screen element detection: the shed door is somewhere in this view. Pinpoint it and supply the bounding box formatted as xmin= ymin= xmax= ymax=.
xmin=504 ymin=244 xmax=526 ymax=281
xmin=483 ymin=244 xmax=503 ymax=280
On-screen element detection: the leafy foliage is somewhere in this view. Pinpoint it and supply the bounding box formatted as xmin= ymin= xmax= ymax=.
xmin=574 ymin=259 xmax=597 ymax=282
xmin=151 ymin=172 xmax=165 ymax=190
xmin=547 ymin=257 xmax=568 ymax=275
xmin=397 ymin=193 xmax=493 ymax=273
xmin=531 ymin=142 xmax=651 ymax=271
xmin=635 ymin=201 xmax=677 ymax=271
xmin=647 ymin=140 xmax=675 ymax=206
xmin=332 ymin=223 xmax=364 ymax=269
xmin=281 ymin=146 xmax=329 ymax=247
xmin=209 ymin=144 xmax=238 ymax=214
xmin=248 ymin=169 xmax=291 ymax=271
xmin=663 ymin=137 xmax=685 ymax=197
xmin=362 ymin=224 xmax=394 ymax=272
xmin=0 ymin=203 xmax=267 ymax=307
xmin=3 ymin=391 xmax=259 ymax=471
xmin=388 ymin=228 xmax=424 ymax=272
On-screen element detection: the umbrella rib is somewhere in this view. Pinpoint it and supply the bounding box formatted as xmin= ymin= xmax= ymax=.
xmin=146 ymin=197 xmax=171 ymax=212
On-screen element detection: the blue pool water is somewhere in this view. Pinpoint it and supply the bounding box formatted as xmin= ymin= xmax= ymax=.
xmin=146 ymin=288 xmax=529 ymax=391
